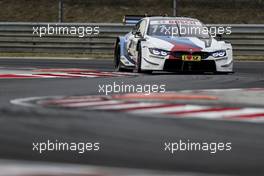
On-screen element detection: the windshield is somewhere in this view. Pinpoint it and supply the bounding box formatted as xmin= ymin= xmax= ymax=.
xmin=147 ymin=19 xmax=210 ymax=38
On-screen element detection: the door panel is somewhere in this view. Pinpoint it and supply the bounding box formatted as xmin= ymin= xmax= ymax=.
xmin=127 ymin=20 xmax=147 ymax=63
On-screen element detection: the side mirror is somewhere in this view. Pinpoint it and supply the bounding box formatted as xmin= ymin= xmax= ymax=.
xmin=132 ymin=30 xmax=143 ymax=38
xmin=215 ymin=34 xmax=223 ymax=40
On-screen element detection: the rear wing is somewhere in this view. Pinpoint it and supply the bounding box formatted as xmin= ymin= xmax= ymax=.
xmin=123 ymin=14 xmax=169 ymax=25
xmin=123 ymin=15 xmax=147 ymax=25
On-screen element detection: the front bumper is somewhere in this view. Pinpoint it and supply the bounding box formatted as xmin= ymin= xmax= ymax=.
xmin=141 ymin=49 xmax=233 ymax=72
xmin=163 ymin=59 xmax=216 ymax=72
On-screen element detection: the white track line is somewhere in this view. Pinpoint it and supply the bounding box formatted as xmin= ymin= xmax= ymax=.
xmin=60 ymin=100 xmax=123 ymax=108
xmin=92 ymin=102 xmax=165 ymax=110
xmin=177 ymin=108 xmax=264 ymax=119
xmin=128 ymin=105 xmax=209 ymax=114
xmin=10 ymin=97 xmax=57 ymax=107
xmin=0 ymin=70 xmax=138 ymax=79
xmin=62 ymin=73 xmax=99 ymax=78
xmin=42 ymin=97 xmax=104 ymax=104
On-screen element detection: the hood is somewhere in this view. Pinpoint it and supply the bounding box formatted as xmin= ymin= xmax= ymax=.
xmin=147 ymin=36 xmax=220 ymax=52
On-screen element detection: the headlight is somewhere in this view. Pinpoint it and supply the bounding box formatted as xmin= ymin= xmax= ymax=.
xmin=211 ymin=50 xmax=226 ymax=58
xmin=149 ymin=48 xmax=170 ymax=57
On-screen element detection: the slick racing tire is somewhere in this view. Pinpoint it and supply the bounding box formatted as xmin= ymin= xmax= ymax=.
xmin=215 ymin=71 xmax=235 ymax=75
xmin=114 ymin=43 xmax=131 ymax=72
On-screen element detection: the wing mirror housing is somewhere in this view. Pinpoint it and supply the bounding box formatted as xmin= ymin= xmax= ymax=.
xmin=132 ymin=30 xmax=143 ymax=38
xmin=215 ymin=34 xmax=223 ymax=40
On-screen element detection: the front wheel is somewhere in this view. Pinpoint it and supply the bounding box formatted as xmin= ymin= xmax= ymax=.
xmin=114 ymin=43 xmax=130 ymax=72
xmin=215 ymin=71 xmax=235 ymax=75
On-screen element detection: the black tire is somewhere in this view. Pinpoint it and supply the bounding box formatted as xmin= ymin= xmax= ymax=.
xmin=114 ymin=43 xmax=129 ymax=72
xmin=136 ymin=44 xmax=153 ymax=74
xmin=215 ymin=71 xmax=235 ymax=75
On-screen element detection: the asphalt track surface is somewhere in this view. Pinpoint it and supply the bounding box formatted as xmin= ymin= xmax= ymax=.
xmin=0 ymin=58 xmax=264 ymax=176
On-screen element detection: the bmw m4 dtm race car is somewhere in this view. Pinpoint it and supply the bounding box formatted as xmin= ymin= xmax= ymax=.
xmin=114 ymin=15 xmax=233 ymax=73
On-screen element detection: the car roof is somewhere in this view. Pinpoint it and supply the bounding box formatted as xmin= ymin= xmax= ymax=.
xmin=144 ymin=16 xmax=200 ymax=21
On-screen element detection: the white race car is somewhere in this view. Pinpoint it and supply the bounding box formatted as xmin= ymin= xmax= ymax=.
xmin=114 ymin=16 xmax=233 ymax=73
